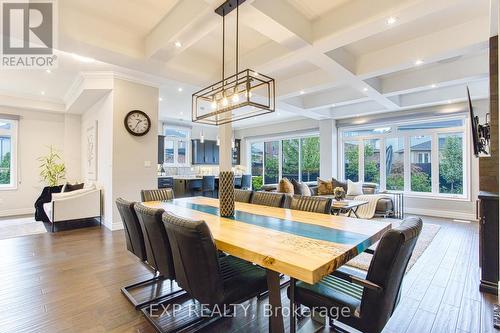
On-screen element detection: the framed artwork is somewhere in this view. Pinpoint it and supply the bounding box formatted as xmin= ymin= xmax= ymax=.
xmin=86 ymin=120 xmax=98 ymax=180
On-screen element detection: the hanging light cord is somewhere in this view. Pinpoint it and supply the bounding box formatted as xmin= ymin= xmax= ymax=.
xmin=236 ymin=0 xmax=239 ymax=75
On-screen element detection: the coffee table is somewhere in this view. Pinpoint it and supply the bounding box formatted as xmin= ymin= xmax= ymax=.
xmin=331 ymin=200 xmax=368 ymax=218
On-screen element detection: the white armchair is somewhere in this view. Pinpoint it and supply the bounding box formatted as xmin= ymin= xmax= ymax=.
xmin=43 ymin=187 xmax=102 ymax=232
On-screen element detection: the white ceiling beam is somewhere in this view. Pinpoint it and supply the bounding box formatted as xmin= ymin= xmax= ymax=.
xmin=276 ymin=100 xmax=324 ymax=120
xmin=145 ymin=0 xmax=217 ymax=61
xmin=355 ymin=17 xmax=490 ymax=79
xmin=380 ymin=53 xmax=489 ymax=96
xmin=276 ymin=69 xmax=339 ymax=99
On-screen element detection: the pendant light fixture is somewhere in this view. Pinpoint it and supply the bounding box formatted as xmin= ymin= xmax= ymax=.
xmin=200 ymin=129 xmax=205 ymax=143
xmin=192 ymin=0 xmax=275 ymax=125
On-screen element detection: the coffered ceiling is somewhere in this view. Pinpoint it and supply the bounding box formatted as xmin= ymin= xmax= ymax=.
xmin=0 ymin=0 xmax=494 ymax=128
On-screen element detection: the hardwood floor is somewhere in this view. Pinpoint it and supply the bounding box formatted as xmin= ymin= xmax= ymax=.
xmin=0 ymin=216 xmax=497 ymax=333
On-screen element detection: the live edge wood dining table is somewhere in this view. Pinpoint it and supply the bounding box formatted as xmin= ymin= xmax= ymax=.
xmin=144 ymin=197 xmax=391 ymax=333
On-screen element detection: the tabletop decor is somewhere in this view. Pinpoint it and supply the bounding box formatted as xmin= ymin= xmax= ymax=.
xmin=333 ymin=186 xmax=346 ymax=201
xmin=219 ymin=171 xmax=235 ymax=217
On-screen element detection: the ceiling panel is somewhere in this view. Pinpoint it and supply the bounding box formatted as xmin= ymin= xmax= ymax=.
xmin=286 ymin=0 xmax=351 ymax=20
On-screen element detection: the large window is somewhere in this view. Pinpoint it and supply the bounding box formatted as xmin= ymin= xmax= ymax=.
xmin=340 ymin=117 xmax=467 ymax=198
xmin=410 ymin=136 xmax=432 ymax=193
xmin=264 ymin=141 xmax=279 ymax=184
xmin=386 ymin=137 xmax=404 ymax=191
xmin=162 ymin=125 xmax=190 ymax=166
xmin=439 ymin=133 xmax=464 ymax=194
xmin=282 ymin=139 xmax=299 ymax=181
xmin=249 ymin=135 xmax=320 ymax=185
xmin=301 ymin=137 xmax=320 ymax=181
xmin=0 ymin=119 xmax=17 ymax=189
xmin=344 ymin=141 xmax=359 ymax=182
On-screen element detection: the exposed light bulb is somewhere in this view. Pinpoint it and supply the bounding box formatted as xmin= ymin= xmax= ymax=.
xmin=200 ymin=131 xmax=204 ymax=143
xmin=211 ymin=100 xmax=217 ymax=110
xmin=174 ymin=41 xmax=182 ymax=48
xmin=415 ymin=59 xmax=424 ymax=66
xmin=222 ymin=97 xmax=228 ymax=107
xmin=232 ymin=94 xmax=240 ymax=103
xmin=386 ymin=17 xmax=397 ymax=25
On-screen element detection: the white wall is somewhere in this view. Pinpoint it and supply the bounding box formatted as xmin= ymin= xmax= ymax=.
xmin=111 ymin=79 xmax=158 ymax=229
xmin=0 ymin=107 xmax=81 ymax=217
xmin=81 ymin=79 xmax=159 ymax=230
xmin=81 ymin=93 xmax=114 ymax=227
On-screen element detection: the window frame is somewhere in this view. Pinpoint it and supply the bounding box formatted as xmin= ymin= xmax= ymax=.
xmin=0 ymin=119 xmax=18 ymax=190
xmin=247 ymin=131 xmax=320 ymax=185
xmin=162 ymin=124 xmax=191 ymax=167
xmin=338 ymin=115 xmax=469 ymax=200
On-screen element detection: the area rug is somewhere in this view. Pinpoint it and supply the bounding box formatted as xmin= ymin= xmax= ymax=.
xmin=346 ymin=220 xmax=440 ymax=272
xmin=0 ymin=216 xmax=47 ymax=240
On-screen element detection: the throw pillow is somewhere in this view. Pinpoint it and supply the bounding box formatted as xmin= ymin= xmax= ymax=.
xmin=291 ymin=179 xmax=312 ymax=196
xmin=347 ymin=180 xmax=364 ymax=196
xmin=332 ymin=178 xmax=348 ymax=192
xmin=63 ymin=182 xmax=84 ymax=192
xmin=317 ymin=178 xmax=334 ymax=195
xmin=278 ymin=178 xmax=294 ymax=194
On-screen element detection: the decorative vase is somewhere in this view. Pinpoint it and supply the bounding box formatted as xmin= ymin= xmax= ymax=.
xmin=219 ymin=171 xmax=235 ymax=217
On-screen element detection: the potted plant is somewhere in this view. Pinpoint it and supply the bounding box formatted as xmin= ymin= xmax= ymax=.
xmin=38 ymin=146 xmax=66 ymax=187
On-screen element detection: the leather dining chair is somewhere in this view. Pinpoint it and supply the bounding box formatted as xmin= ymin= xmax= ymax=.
xmin=287 ymin=195 xmax=333 ymax=214
xmin=153 ymin=212 xmax=268 ymax=331
xmin=131 ymin=203 xmax=184 ymax=308
xmin=234 ymin=189 xmax=253 ymax=203
xmin=116 ymin=198 xmax=179 ymax=309
xmin=288 ymin=217 xmax=423 ymax=333
xmin=239 ymin=174 xmax=252 ymax=190
xmin=141 ymin=188 xmax=174 ymax=202
xmin=202 ymin=175 xmax=216 ymax=198
xmin=250 ymin=191 xmax=287 ymax=208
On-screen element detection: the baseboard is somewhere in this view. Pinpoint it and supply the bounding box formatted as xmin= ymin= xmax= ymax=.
xmin=111 ymin=220 xmax=124 ymax=231
xmin=405 ymin=207 xmax=477 ymax=221
xmin=0 ymin=208 xmax=34 ymax=218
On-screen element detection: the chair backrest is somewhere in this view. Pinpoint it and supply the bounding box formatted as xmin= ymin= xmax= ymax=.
xmin=360 ymin=217 xmax=423 ymax=332
xmin=240 ymin=175 xmax=252 ymax=189
xmin=133 ymin=203 xmax=175 ymax=280
xmin=115 ymin=198 xmax=147 ymax=261
xmin=202 ymin=176 xmax=215 ymax=191
xmin=234 ymin=189 xmax=253 ymax=203
xmin=289 ymin=195 xmax=332 ymax=214
xmin=162 ymin=212 xmax=225 ymax=305
xmin=250 ymin=191 xmax=286 ymax=208
xmin=141 ymin=188 xmax=175 ymax=202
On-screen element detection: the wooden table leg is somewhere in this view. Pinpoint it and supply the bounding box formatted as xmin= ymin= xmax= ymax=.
xmin=266 ymin=269 xmax=285 ymax=333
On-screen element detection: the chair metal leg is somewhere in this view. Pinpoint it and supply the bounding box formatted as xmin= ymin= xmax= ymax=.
xmin=51 ymin=223 xmax=55 ymax=233
xmin=290 ymin=278 xmax=296 ymax=333
xmin=121 ymin=272 xmax=185 ymax=309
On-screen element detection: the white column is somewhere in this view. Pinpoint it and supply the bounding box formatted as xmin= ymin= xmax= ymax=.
xmin=319 ymin=119 xmax=337 ymax=179
xmin=219 ymin=122 xmax=233 ymax=172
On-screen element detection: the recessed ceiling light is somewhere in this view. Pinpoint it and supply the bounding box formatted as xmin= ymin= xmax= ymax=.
xmin=386 ymin=17 xmax=397 ymax=25
xmin=430 ymin=84 xmax=437 ymax=88
xmin=299 ymin=90 xmax=305 ymax=95
xmin=332 ymin=104 xmax=337 ymax=107
xmin=415 ymin=59 xmax=424 ymax=66
xmin=41 ymin=91 xmax=45 ymax=95
xmin=159 ymin=97 xmax=163 ymax=102
xmin=72 ymin=53 xmax=95 ymax=63
xmin=174 ymin=41 xmax=182 ymax=48
xmin=178 ymin=87 xmax=183 ymax=92
xmin=447 ymin=100 xmax=452 ymax=104
xmin=45 ymin=69 xmax=51 ymax=74
xmin=363 ymin=87 xmax=369 ymax=92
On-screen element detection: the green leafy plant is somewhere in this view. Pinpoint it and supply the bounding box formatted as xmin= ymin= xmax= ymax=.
xmin=252 ymin=176 xmax=263 ymax=191
xmin=38 ymin=146 xmax=66 ymax=187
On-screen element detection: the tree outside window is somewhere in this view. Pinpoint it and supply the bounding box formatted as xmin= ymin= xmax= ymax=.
xmin=301 ymin=137 xmax=320 ymax=182
xmin=439 ymin=133 xmax=463 ymax=194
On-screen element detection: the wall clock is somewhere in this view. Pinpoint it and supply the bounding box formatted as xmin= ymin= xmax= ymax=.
xmin=124 ymin=110 xmax=151 ymax=136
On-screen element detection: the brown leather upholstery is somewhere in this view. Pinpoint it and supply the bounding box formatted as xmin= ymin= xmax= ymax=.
xmin=291 ymin=217 xmax=423 ymax=333
xmin=141 ymin=188 xmax=174 ymax=202
xmin=134 ymin=203 xmax=175 ymax=280
xmin=288 ymin=195 xmax=332 ymax=214
xmin=115 ymin=198 xmax=146 ymax=261
xmin=250 ymin=191 xmax=286 ymax=208
xmin=234 ymin=189 xmax=253 ymax=203
xmin=162 ymin=212 xmax=268 ymax=306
